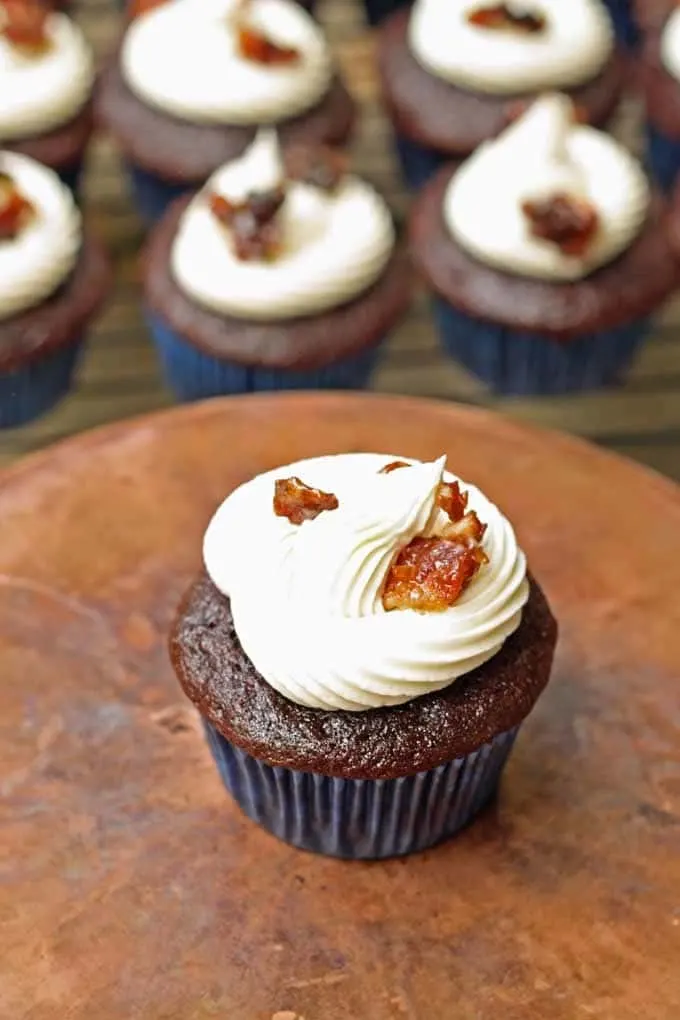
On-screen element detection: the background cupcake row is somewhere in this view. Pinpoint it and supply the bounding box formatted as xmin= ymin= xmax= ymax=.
xmin=3 ymin=0 xmax=680 ymax=467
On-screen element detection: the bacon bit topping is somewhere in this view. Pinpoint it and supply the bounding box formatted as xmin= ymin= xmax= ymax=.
xmin=379 ymin=460 xmax=411 ymax=474
xmin=0 ymin=172 xmax=34 ymax=241
xmin=0 ymin=0 xmax=51 ymax=53
xmin=274 ymin=477 xmax=339 ymax=525
xmin=208 ymin=185 xmax=286 ymax=261
xmin=126 ymin=0 xmax=169 ymax=19
xmin=522 ymin=192 xmax=599 ymax=257
xmin=284 ymin=144 xmax=348 ymax=193
xmin=382 ymin=480 xmax=487 ymax=613
xmin=467 ymin=3 xmax=546 ymax=33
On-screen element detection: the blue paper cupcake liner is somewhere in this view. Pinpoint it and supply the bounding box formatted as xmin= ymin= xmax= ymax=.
xmin=433 ymin=299 xmax=649 ymax=396
xmin=363 ymin=0 xmax=411 ymax=27
xmin=147 ymin=311 xmax=383 ymax=400
xmin=126 ymin=163 xmax=192 ymax=226
xmin=394 ymin=133 xmax=449 ymax=191
xmin=0 ymin=337 xmax=84 ymax=429
xmin=203 ymin=721 xmax=519 ymax=859
xmin=645 ymin=124 xmax=680 ymax=193
xmin=603 ymin=0 xmax=640 ymax=49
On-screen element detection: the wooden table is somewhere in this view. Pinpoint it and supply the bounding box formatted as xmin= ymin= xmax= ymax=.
xmin=2 ymin=393 xmax=679 ymax=1019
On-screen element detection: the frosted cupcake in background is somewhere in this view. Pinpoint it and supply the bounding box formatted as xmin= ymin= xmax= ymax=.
xmin=0 ymin=151 xmax=110 ymax=427
xmin=143 ymin=129 xmax=410 ymax=397
xmin=97 ymin=0 xmax=356 ymax=223
xmin=640 ymin=7 xmax=680 ymax=191
xmin=378 ymin=0 xmax=624 ymax=189
xmin=170 ymin=452 xmax=558 ymax=859
xmin=410 ymin=94 xmax=679 ymax=395
xmin=0 ymin=0 xmax=95 ymax=194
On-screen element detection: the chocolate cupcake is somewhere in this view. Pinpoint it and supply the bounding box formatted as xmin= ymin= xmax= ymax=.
xmin=96 ymin=0 xmax=356 ymax=224
xmin=170 ymin=452 xmax=557 ymax=860
xmin=378 ymin=0 xmax=624 ymax=190
xmin=410 ymin=95 xmax=679 ymax=395
xmin=639 ymin=10 xmax=680 ymax=191
xmin=0 ymin=151 xmax=110 ymax=427
xmin=0 ymin=1 xmax=95 ymax=195
xmin=143 ymin=130 xmax=410 ymax=398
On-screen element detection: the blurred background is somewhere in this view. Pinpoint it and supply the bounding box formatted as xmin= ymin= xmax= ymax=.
xmin=3 ymin=0 xmax=680 ymax=481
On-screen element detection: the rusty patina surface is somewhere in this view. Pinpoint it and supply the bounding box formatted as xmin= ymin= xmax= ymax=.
xmin=1 ymin=393 xmax=679 ymax=1019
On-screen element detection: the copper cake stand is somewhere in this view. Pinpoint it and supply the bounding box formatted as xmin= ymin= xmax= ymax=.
xmin=1 ymin=393 xmax=679 ymax=1019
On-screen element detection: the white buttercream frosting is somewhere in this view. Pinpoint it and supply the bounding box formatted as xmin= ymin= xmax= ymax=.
xmin=204 ymin=453 xmax=529 ymax=712
xmin=172 ymin=130 xmax=395 ymax=320
xmin=445 ymin=94 xmax=649 ymax=282
xmin=122 ymin=0 xmax=331 ymax=125
xmin=0 ymin=151 xmax=81 ymax=320
xmin=661 ymin=8 xmax=680 ymax=84
xmin=409 ymin=0 xmax=613 ymax=95
xmin=0 ymin=9 xmax=94 ymax=140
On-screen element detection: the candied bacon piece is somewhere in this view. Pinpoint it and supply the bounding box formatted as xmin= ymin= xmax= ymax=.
xmin=236 ymin=22 xmax=300 ymax=65
xmin=379 ymin=460 xmax=410 ymax=474
xmin=208 ymin=185 xmax=286 ymax=262
xmin=1 ymin=0 xmax=51 ymax=53
xmin=0 ymin=172 xmax=34 ymax=241
xmin=274 ymin=477 xmax=339 ymax=525
xmin=442 ymin=511 xmax=487 ymax=545
xmin=284 ymin=144 xmax=348 ymax=192
xmin=382 ymin=536 xmax=487 ymax=613
xmin=467 ymin=2 xmax=546 ymax=33
xmin=435 ymin=480 xmax=468 ymax=523
xmin=522 ymin=192 xmax=599 ymax=257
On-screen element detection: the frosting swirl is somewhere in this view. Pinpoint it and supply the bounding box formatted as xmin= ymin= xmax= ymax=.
xmin=172 ymin=130 xmax=395 ymax=320
xmin=661 ymin=8 xmax=680 ymax=85
xmin=122 ymin=0 xmax=332 ymax=125
xmin=0 ymin=8 xmax=94 ymax=140
xmin=445 ymin=94 xmax=649 ymax=282
xmin=0 ymin=151 xmax=81 ymax=320
xmin=204 ymin=453 xmax=529 ymax=712
xmin=409 ymin=0 xmax=613 ymax=95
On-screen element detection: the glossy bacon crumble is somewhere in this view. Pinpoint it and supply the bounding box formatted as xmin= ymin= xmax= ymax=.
xmin=382 ymin=474 xmax=488 ymax=613
xmin=522 ymin=192 xmax=599 ymax=257
xmin=467 ymin=2 xmax=546 ymax=33
xmin=284 ymin=144 xmax=347 ymax=192
xmin=273 ymin=477 xmax=339 ymax=525
xmin=232 ymin=0 xmax=300 ymax=66
xmin=208 ymin=185 xmax=286 ymax=261
xmin=0 ymin=172 xmax=35 ymax=241
xmin=0 ymin=0 xmax=50 ymax=53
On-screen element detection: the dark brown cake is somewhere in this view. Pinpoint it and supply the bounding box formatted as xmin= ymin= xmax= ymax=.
xmin=143 ymin=194 xmax=413 ymax=370
xmin=410 ymin=166 xmax=680 ymax=337
xmin=96 ymin=50 xmax=356 ymax=184
xmin=378 ymin=7 xmax=626 ymax=156
xmin=0 ymin=234 xmax=111 ymax=372
xmin=171 ymin=573 xmax=557 ymax=781
xmin=7 ymin=102 xmax=95 ymax=173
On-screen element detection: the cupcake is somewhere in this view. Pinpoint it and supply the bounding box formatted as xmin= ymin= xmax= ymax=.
xmin=0 ymin=0 xmax=95 ymax=195
xmin=0 ymin=151 xmax=110 ymax=428
xmin=143 ymin=130 xmax=410 ymax=398
xmin=640 ymin=9 xmax=680 ymax=191
xmin=97 ymin=0 xmax=356 ymax=224
xmin=378 ymin=0 xmax=624 ymax=190
xmin=170 ymin=452 xmax=558 ymax=860
xmin=410 ymin=95 xmax=679 ymax=396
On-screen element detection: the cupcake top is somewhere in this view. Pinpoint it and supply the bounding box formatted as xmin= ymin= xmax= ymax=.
xmin=409 ymin=0 xmax=613 ymax=95
xmin=171 ymin=129 xmax=395 ymax=320
xmin=203 ymin=452 xmax=529 ymax=711
xmin=661 ymin=7 xmax=680 ymax=84
xmin=444 ymin=93 xmax=649 ymax=281
xmin=122 ymin=0 xmax=332 ymax=125
xmin=0 ymin=1 xmax=94 ymax=140
xmin=0 ymin=150 xmax=81 ymax=320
